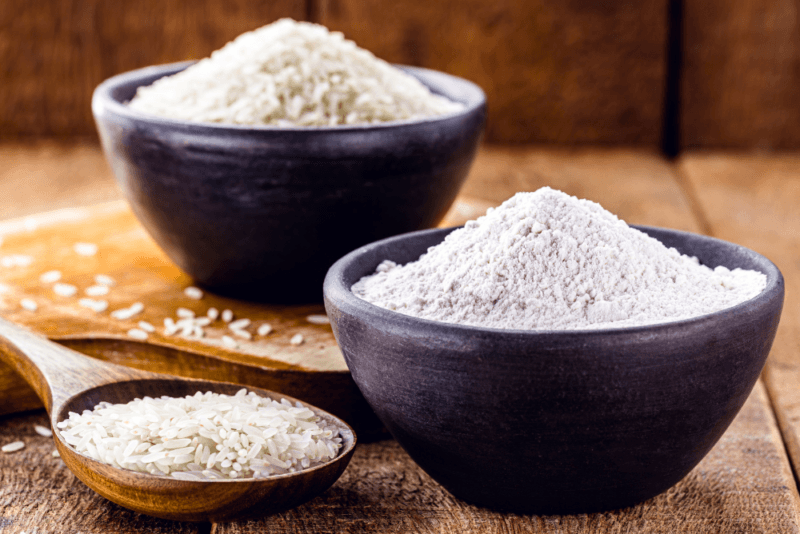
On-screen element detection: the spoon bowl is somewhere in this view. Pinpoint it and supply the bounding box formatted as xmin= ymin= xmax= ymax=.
xmin=0 ymin=318 xmax=356 ymax=521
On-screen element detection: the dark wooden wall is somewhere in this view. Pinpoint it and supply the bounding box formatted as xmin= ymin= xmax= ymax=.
xmin=317 ymin=0 xmax=668 ymax=146
xmin=1 ymin=0 xmax=305 ymax=138
xmin=681 ymin=0 xmax=800 ymax=150
xmin=1 ymin=0 xmax=798 ymax=150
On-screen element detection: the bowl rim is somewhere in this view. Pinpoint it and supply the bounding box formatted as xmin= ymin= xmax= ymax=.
xmin=92 ymin=60 xmax=487 ymax=133
xmin=324 ymin=224 xmax=785 ymax=338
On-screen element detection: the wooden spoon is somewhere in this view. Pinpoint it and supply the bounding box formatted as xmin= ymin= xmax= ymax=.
xmin=0 ymin=317 xmax=357 ymax=522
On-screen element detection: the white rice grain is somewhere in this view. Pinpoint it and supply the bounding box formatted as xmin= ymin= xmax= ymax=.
xmin=184 ymin=286 xmax=204 ymax=300
xmin=221 ymin=335 xmax=238 ymax=349
xmin=39 ymin=270 xmax=62 ymax=284
xmin=78 ymin=298 xmax=108 ymax=313
xmin=207 ymin=307 xmax=219 ymax=321
xmin=176 ymin=307 xmax=195 ymax=319
xmin=85 ymin=285 xmax=110 ymax=297
xmin=73 ymin=243 xmax=98 ymax=256
xmin=257 ymin=323 xmax=273 ymax=336
xmin=1 ymin=255 xmax=34 ymax=268
xmin=53 ymin=283 xmax=78 ymax=297
xmin=231 ymin=329 xmax=252 ymax=340
xmin=56 ymin=389 xmax=342 ymax=479
xmin=222 ymin=309 xmax=234 ymax=323
xmin=111 ymin=302 xmax=144 ymax=320
xmin=94 ymin=274 xmax=115 ymax=286
xmin=1 ymin=441 xmax=24 ymax=453
xmin=128 ymin=19 xmax=462 ymax=127
xmin=306 ymin=314 xmax=330 ymax=325
xmin=20 ymin=298 xmax=37 ymax=312
xmin=127 ymin=328 xmax=149 ymax=341
xmin=229 ymin=318 xmax=251 ymax=330
xmin=138 ymin=321 xmax=156 ymax=332
xmin=34 ymin=425 xmax=53 ymax=437
xmin=290 ymin=334 xmax=304 ymax=346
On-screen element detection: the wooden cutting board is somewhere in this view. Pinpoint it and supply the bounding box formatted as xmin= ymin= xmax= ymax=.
xmin=0 ymin=198 xmax=488 ymax=438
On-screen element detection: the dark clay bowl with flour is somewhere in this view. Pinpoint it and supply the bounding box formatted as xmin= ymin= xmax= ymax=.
xmin=323 ymin=225 xmax=784 ymax=514
xmin=92 ymin=61 xmax=485 ymax=303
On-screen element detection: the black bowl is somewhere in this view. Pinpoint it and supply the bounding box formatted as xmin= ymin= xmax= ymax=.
xmin=323 ymin=225 xmax=784 ymax=514
xmin=92 ymin=62 xmax=486 ymax=303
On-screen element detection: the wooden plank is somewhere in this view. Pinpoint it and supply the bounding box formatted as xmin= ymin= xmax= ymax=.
xmin=315 ymin=0 xmax=668 ymax=146
xmin=681 ymin=0 xmax=800 ymax=149
xmin=0 ymin=411 xmax=207 ymax=533
xmin=1 ymin=142 xmax=798 ymax=530
xmin=0 ymin=141 xmax=120 ymax=220
xmin=218 ymin=383 xmax=800 ymax=533
xmin=0 ymin=0 xmax=306 ymax=139
xmin=678 ymin=152 xmax=800 ymax=478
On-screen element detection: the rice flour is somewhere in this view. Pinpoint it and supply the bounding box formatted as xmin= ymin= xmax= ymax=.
xmin=352 ymin=188 xmax=767 ymax=330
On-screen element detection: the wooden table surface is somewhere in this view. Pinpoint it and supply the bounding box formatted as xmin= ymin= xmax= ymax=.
xmin=1 ymin=141 xmax=800 ymax=533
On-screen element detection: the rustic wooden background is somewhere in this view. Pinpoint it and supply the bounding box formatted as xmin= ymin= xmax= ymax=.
xmin=2 ymin=0 xmax=799 ymax=150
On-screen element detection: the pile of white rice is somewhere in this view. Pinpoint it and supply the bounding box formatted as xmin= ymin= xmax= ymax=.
xmin=128 ymin=18 xmax=463 ymax=126
xmin=56 ymin=389 xmax=343 ymax=480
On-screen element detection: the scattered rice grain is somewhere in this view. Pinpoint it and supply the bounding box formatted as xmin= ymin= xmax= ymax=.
xmin=111 ymin=302 xmax=144 ymax=320
xmin=163 ymin=318 xmax=179 ymax=336
xmin=222 ymin=309 xmax=234 ymax=323
xmin=177 ymin=307 xmax=195 ymax=318
xmin=74 ymin=242 xmax=98 ymax=256
xmin=231 ymin=329 xmax=252 ymax=340
xmin=222 ymin=335 xmax=238 ymax=349
xmin=34 ymin=425 xmax=53 ymax=437
xmin=207 ymin=307 xmax=219 ymax=320
xmin=184 ymin=286 xmax=204 ymax=300
xmin=306 ymin=314 xmax=330 ymax=325
xmin=257 ymin=323 xmax=273 ymax=336
xmin=94 ymin=274 xmax=115 ymax=286
xmin=229 ymin=318 xmax=251 ymax=330
xmin=39 ymin=270 xmax=62 ymax=284
xmin=53 ymin=283 xmax=78 ymax=297
xmin=20 ymin=298 xmax=37 ymax=312
xmin=78 ymin=298 xmax=108 ymax=313
xmin=290 ymin=334 xmax=304 ymax=346
xmin=1 ymin=441 xmax=24 ymax=453
xmin=138 ymin=321 xmax=156 ymax=332
xmin=1 ymin=255 xmax=34 ymax=268
xmin=127 ymin=328 xmax=149 ymax=341
xmin=85 ymin=285 xmax=110 ymax=297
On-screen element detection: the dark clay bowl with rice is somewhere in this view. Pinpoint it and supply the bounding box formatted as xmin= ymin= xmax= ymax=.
xmin=92 ymin=61 xmax=485 ymax=303
xmin=323 ymin=225 xmax=784 ymax=514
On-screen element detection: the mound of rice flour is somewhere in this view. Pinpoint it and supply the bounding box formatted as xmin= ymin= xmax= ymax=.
xmin=352 ymin=188 xmax=767 ymax=330
xmin=128 ymin=19 xmax=463 ymax=126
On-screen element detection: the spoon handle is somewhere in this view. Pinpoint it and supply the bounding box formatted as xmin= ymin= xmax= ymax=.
xmin=0 ymin=317 xmax=146 ymax=413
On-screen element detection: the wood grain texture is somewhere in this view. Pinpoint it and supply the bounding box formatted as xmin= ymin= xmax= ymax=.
xmin=678 ymin=152 xmax=800 ymax=480
xmin=218 ymin=383 xmax=800 ymax=534
xmin=0 ymin=141 xmax=120 ymax=220
xmin=1 ymin=142 xmax=799 ymax=530
xmin=681 ymin=0 xmax=800 ymax=149
xmin=318 ymin=0 xmax=668 ymax=145
xmin=0 ymin=0 xmax=305 ymax=138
